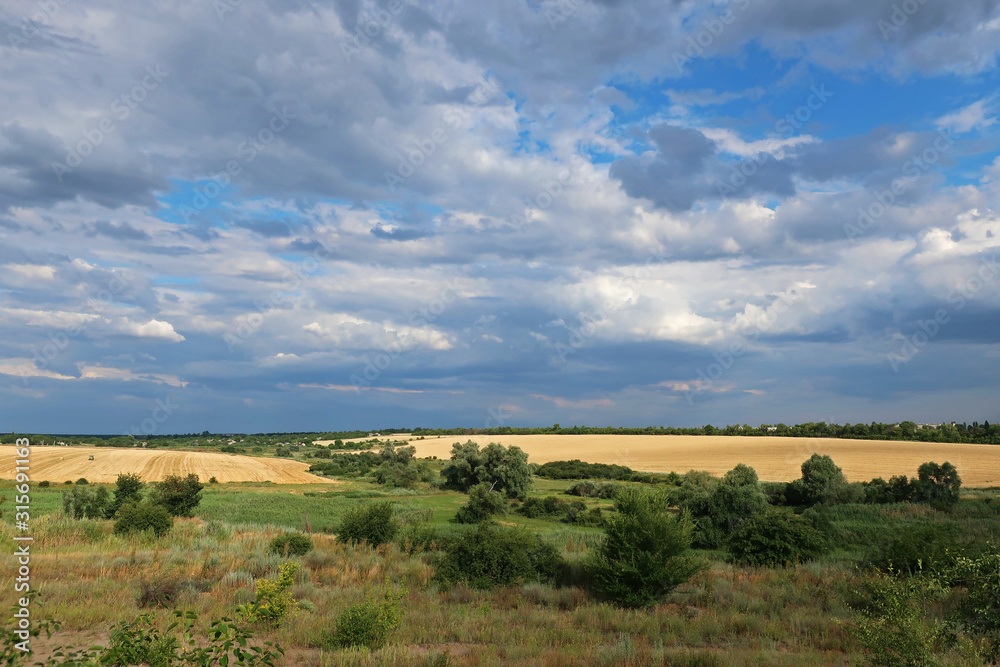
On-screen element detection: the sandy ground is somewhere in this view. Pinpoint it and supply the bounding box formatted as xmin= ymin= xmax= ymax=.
xmin=350 ymin=434 xmax=1000 ymax=486
xmin=1 ymin=446 xmax=336 ymax=484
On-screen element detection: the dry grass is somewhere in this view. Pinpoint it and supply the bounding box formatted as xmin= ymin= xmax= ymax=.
xmin=0 ymin=445 xmax=337 ymax=484
xmin=395 ymin=434 xmax=1000 ymax=485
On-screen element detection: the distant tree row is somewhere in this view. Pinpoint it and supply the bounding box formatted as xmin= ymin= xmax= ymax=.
xmin=407 ymin=419 xmax=1000 ymax=444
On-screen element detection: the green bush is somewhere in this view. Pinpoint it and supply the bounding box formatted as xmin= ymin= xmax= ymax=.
xmin=337 ymin=501 xmax=399 ymax=546
xmin=727 ymin=507 xmax=828 ymax=567
xmin=863 ymin=524 xmax=967 ymax=576
xmin=435 ymin=522 xmax=562 ymax=589
xmin=683 ymin=464 xmax=769 ymax=548
xmin=236 ymin=561 xmax=300 ymax=625
xmin=112 ymin=501 xmax=173 ymax=537
xmin=321 ymin=589 xmax=406 ymax=651
xmin=269 ymin=532 xmax=314 ymax=556
xmin=849 ymin=572 xmax=945 ymax=667
xmin=37 ymin=481 xmax=50 ymax=488
xmin=75 ymin=478 xmax=89 ymax=485
xmin=587 ymin=488 xmax=703 ymax=608
xmin=950 ymin=545 xmax=1000 ymax=661
xmin=787 ymin=454 xmax=854 ymax=506
xmin=107 ymin=472 xmax=144 ymax=518
xmin=454 ymin=482 xmax=509 ymax=524
xmin=62 ymin=485 xmax=110 ymax=519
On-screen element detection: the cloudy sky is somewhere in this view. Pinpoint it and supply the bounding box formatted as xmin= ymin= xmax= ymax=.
xmin=2 ymin=0 xmax=999 ymax=434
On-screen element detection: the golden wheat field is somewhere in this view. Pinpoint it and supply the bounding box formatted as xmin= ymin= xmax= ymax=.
xmin=0 ymin=446 xmax=336 ymax=484
xmin=373 ymin=434 xmax=1000 ymax=486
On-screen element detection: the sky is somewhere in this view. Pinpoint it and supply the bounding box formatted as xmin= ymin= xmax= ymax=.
xmin=1 ymin=0 xmax=999 ymax=435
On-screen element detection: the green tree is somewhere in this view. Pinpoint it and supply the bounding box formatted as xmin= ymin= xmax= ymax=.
xmin=441 ymin=441 xmax=532 ymax=499
xmin=912 ymin=461 xmax=961 ymax=509
xmin=787 ymin=453 xmax=852 ymax=505
xmin=454 ymin=482 xmax=508 ymax=523
xmin=106 ymin=473 xmax=144 ymax=518
xmin=153 ymin=474 xmax=204 ymax=517
xmin=587 ymin=488 xmax=703 ymax=608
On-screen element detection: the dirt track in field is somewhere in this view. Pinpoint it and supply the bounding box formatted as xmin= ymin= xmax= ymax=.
xmin=376 ymin=434 xmax=1000 ymax=486
xmin=1 ymin=446 xmax=336 ymax=484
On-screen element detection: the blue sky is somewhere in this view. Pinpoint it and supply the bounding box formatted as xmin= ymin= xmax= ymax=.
xmin=1 ymin=0 xmax=999 ymax=434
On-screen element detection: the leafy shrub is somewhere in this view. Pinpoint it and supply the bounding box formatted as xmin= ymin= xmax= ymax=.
xmin=337 ymin=501 xmax=399 ymax=546
xmin=566 ymin=481 xmax=620 ymax=498
xmin=587 ymin=488 xmax=703 ymax=608
xmin=949 ymin=545 xmax=1000 ymax=661
xmin=99 ymin=611 xmax=284 ymax=666
xmin=863 ymin=524 xmax=967 ymax=576
xmin=37 ymin=481 xmax=50 ymax=488
xmin=269 ymin=532 xmax=314 ymax=556
xmin=107 ymin=472 xmax=144 ymax=518
xmin=864 ymin=475 xmax=915 ymax=504
xmin=454 ymin=482 xmax=509 ymax=523
xmin=321 ymin=589 xmax=406 ymax=650
xmin=849 ymin=572 xmax=945 ymax=667
xmin=683 ymin=465 xmax=769 ymax=548
xmin=136 ymin=578 xmax=181 ymax=608
xmin=153 ymin=473 xmax=204 ymax=517
xmin=62 ymin=485 xmax=110 ymax=519
xmin=435 ymin=522 xmax=562 ymax=589
xmin=564 ymin=504 xmax=603 ymax=527
xmin=113 ymin=501 xmax=173 ymax=537
xmin=209 ymin=476 xmax=219 ymax=484
xmin=517 ymin=495 xmax=569 ymax=519
xmin=237 ymin=562 xmax=299 ymax=625
xmin=727 ymin=508 xmax=828 ymax=567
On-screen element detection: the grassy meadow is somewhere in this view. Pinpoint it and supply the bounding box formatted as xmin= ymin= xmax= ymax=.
xmin=1 ymin=443 xmax=999 ymax=665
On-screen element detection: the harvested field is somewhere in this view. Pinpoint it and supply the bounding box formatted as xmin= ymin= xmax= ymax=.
xmin=0 ymin=446 xmax=336 ymax=484
xmin=389 ymin=434 xmax=1000 ymax=486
